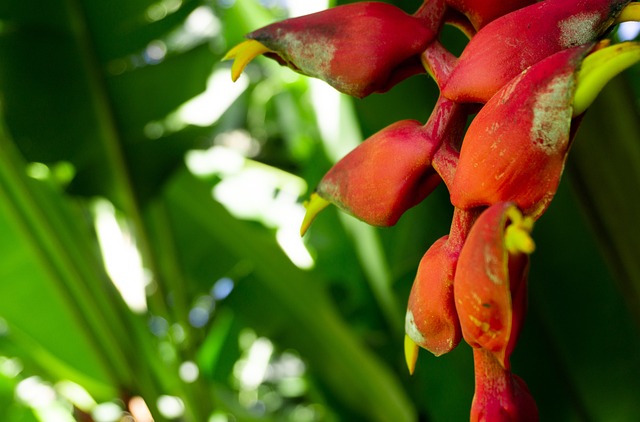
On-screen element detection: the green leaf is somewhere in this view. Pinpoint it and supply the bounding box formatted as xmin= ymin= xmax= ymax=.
xmin=569 ymin=76 xmax=640 ymax=326
xmin=0 ymin=131 xmax=120 ymax=398
xmin=107 ymin=43 xmax=217 ymax=136
xmin=523 ymin=178 xmax=640 ymax=421
xmin=162 ymin=168 xmax=417 ymax=422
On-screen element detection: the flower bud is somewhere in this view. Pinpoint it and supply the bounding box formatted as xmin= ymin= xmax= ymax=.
xmin=405 ymin=236 xmax=461 ymax=360
xmin=301 ymin=97 xmax=465 ymax=235
xmin=442 ymin=0 xmax=631 ymax=103
xmin=454 ymin=203 xmax=534 ymax=369
xmin=471 ymin=348 xmax=539 ymax=422
xmin=450 ymin=45 xmax=591 ymax=218
xmin=314 ymin=120 xmax=442 ymax=227
xmin=404 ymin=208 xmax=477 ymax=373
xmin=242 ymin=3 xmax=437 ymax=98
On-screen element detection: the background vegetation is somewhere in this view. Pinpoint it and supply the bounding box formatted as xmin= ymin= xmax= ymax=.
xmin=1 ymin=0 xmax=640 ymax=420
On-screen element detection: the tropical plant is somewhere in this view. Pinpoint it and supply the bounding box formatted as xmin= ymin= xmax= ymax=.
xmin=1 ymin=0 xmax=640 ymax=421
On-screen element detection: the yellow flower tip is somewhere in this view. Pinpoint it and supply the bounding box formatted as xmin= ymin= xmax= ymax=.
xmin=404 ymin=335 xmax=419 ymax=375
xmin=505 ymin=224 xmax=536 ymax=255
xmin=222 ymin=40 xmax=274 ymax=82
xmin=300 ymin=193 xmax=331 ymax=237
xmin=573 ymin=41 xmax=640 ymax=116
xmin=221 ymin=42 xmax=242 ymax=61
xmin=614 ymin=2 xmax=640 ymax=25
xmin=504 ymin=207 xmax=535 ymax=255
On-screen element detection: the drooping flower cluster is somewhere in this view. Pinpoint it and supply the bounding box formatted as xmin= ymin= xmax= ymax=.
xmin=225 ymin=0 xmax=640 ymax=419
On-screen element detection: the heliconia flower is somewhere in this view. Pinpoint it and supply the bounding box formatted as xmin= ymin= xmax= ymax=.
xmin=441 ymin=0 xmax=637 ymax=103
xmin=300 ymin=97 xmax=466 ymax=235
xmin=450 ymin=42 xmax=640 ymax=217
xmin=405 ymin=236 xmax=460 ymax=364
xmin=449 ymin=45 xmax=588 ymax=218
xmin=223 ymin=2 xmax=437 ymax=98
xmin=471 ymin=348 xmax=539 ymax=422
xmin=445 ymin=0 xmax=536 ymax=30
xmin=300 ymin=120 xmax=442 ymax=233
xmin=405 ymin=208 xmax=477 ymax=373
xmin=454 ymin=202 xmax=535 ymax=369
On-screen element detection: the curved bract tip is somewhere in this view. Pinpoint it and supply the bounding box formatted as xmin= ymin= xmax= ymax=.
xmin=300 ymin=193 xmax=331 ymax=237
xmin=614 ymin=2 xmax=640 ymax=24
xmin=222 ymin=40 xmax=273 ymax=82
xmin=404 ymin=334 xmax=419 ymax=375
xmin=573 ymin=41 xmax=640 ymax=116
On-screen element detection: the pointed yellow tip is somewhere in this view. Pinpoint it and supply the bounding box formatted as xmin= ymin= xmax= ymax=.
xmin=573 ymin=41 xmax=640 ymax=116
xmin=300 ymin=193 xmax=331 ymax=236
xmin=222 ymin=40 xmax=273 ymax=82
xmin=505 ymin=224 xmax=536 ymax=255
xmin=505 ymin=207 xmax=535 ymax=255
xmin=404 ymin=335 xmax=419 ymax=375
xmin=615 ymin=2 xmax=640 ymax=25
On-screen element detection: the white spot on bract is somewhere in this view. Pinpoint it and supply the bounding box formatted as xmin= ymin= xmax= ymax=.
xmin=405 ymin=310 xmax=426 ymax=344
xmin=278 ymin=30 xmax=337 ymax=84
xmin=487 ymin=122 xmax=500 ymax=135
xmin=558 ymin=12 xmax=599 ymax=48
xmin=530 ymin=74 xmax=573 ymax=154
xmin=484 ymin=243 xmax=504 ymax=285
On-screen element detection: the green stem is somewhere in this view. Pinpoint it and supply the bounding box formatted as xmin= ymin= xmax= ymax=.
xmin=63 ymin=0 xmax=172 ymax=320
xmin=145 ymin=200 xmax=192 ymax=344
xmin=59 ymin=3 xmax=216 ymax=417
xmin=58 ymin=0 xmax=187 ymax=417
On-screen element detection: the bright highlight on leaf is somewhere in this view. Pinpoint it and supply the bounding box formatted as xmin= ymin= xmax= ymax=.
xmin=573 ymin=42 xmax=640 ymax=116
xmin=222 ymin=40 xmax=273 ymax=82
xmin=614 ymin=2 xmax=640 ymax=25
xmin=300 ymin=193 xmax=331 ymax=236
xmin=404 ymin=335 xmax=419 ymax=375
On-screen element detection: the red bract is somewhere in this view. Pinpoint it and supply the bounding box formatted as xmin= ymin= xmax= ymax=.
xmin=315 ymin=96 xmax=466 ymax=226
xmin=454 ymin=202 xmax=534 ymax=369
xmin=316 ymin=119 xmax=442 ymax=226
xmin=442 ymin=0 xmax=631 ymax=103
xmin=406 ymin=236 xmax=461 ymax=357
xmin=471 ymin=348 xmax=538 ymax=422
xmin=230 ymin=1 xmax=640 ymax=420
xmin=247 ymin=3 xmax=436 ymax=98
xmin=445 ymin=0 xmax=536 ymax=30
xmin=450 ymin=45 xmax=592 ymax=218
xmin=406 ymin=207 xmax=477 ymax=358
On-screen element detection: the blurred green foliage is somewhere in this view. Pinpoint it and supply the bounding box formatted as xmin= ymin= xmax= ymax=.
xmin=0 ymin=0 xmax=639 ymax=421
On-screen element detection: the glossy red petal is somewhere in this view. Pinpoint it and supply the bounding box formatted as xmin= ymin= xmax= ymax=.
xmin=446 ymin=0 xmax=536 ymax=30
xmin=317 ymin=120 xmax=441 ymax=226
xmin=450 ymin=45 xmax=592 ymax=218
xmin=454 ymin=203 xmax=532 ymax=368
xmin=248 ymin=3 xmax=437 ymax=98
xmin=442 ymin=0 xmax=630 ymax=103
